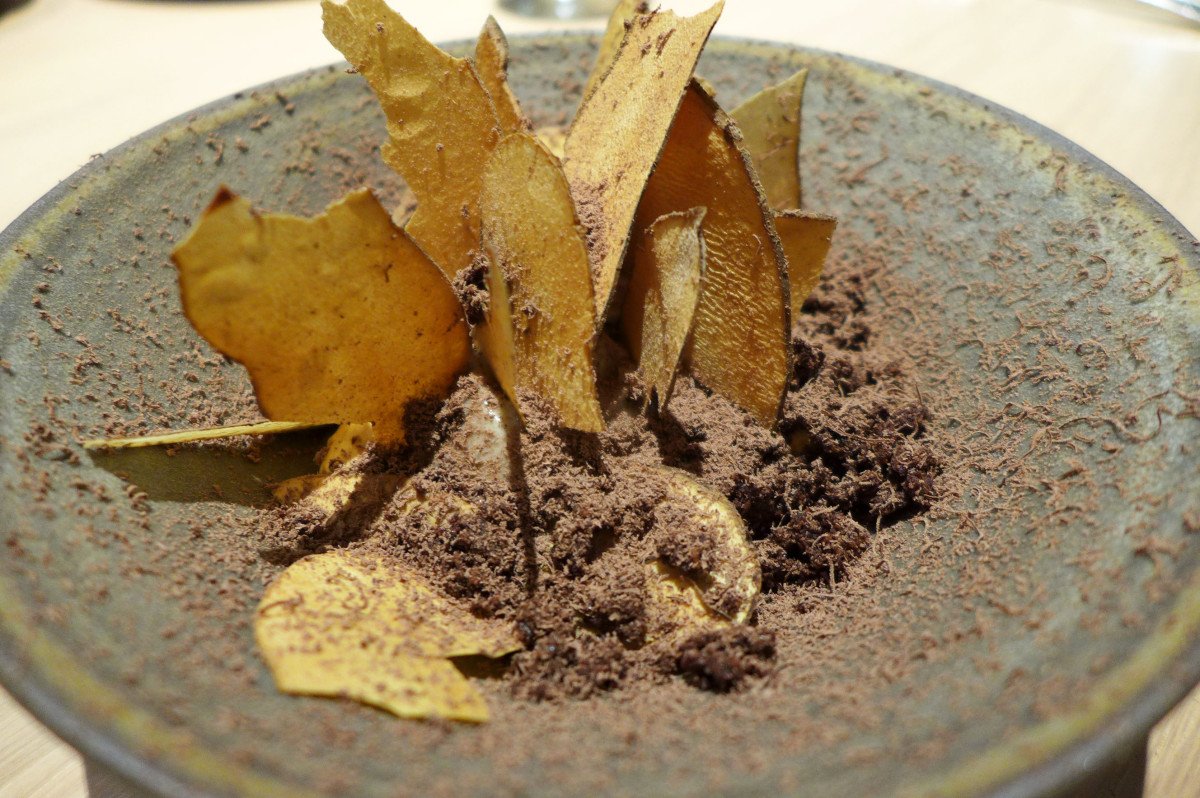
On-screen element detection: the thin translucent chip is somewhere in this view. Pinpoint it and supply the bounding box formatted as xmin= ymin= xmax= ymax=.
xmin=475 ymin=16 xmax=527 ymax=135
xmin=730 ymin=69 xmax=808 ymax=209
xmin=642 ymin=466 xmax=760 ymax=641
xmin=581 ymin=0 xmax=650 ymax=101
xmin=644 ymin=559 xmax=729 ymax=644
xmin=256 ymin=548 xmax=520 ymax=721
xmin=563 ymin=2 xmax=723 ymax=320
xmin=81 ymin=421 xmax=318 ymax=450
xmin=634 ymin=82 xmax=791 ymax=428
xmin=774 ymin=209 xmax=837 ymax=311
xmin=322 ymin=0 xmax=502 ymax=279
xmin=479 ymin=133 xmax=604 ymax=432
xmin=622 ymin=208 xmax=707 ymax=409
xmin=172 ymin=188 xmax=469 ymax=443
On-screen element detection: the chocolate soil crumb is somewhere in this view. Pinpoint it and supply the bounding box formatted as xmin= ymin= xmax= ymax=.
xmin=452 ymin=252 xmax=491 ymax=327
xmin=261 ymin=254 xmax=944 ymax=700
xmin=673 ymin=627 xmax=776 ymax=692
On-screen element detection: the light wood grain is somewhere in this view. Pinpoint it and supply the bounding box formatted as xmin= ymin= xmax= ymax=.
xmin=2 ymin=0 xmax=1199 ymax=795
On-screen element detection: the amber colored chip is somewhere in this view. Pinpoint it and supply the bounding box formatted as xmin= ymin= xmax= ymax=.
xmin=730 ymin=69 xmax=808 ymax=209
xmin=634 ymin=82 xmax=791 ymax=428
xmin=774 ymin=209 xmax=837 ymax=311
xmin=271 ymin=422 xmax=376 ymax=505
xmin=622 ymin=207 xmax=707 ymax=409
xmin=479 ymin=133 xmax=604 ymax=433
xmin=644 ymin=559 xmax=729 ymax=644
xmin=563 ymin=2 xmax=723 ymax=320
xmin=256 ymin=548 xmax=520 ymax=721
xmin=656 ymin=466 xmax=760 ymax=623
xmin=82 ymin=421 xmax=319 ymax=451
xmin=641 ymin=466 xmax=760 ymax=642
xmin=475 ymin=16 xmax=527 ymax=136
xmin=581 ymin=0 xmax=650 ymax=101
xmin=534 ymin=124 xmax=567 ymax=160
xmin=172 ymin=187 xmax=469 ymax=443
xmin=322 ymin=0 xmax=501 ymax=279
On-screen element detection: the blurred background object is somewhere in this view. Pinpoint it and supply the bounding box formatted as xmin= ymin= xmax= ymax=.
xmin=1137 ymin=0 xmax=1200 ymax=23
xmin=498 ymin=0 xmax=617 ymax=18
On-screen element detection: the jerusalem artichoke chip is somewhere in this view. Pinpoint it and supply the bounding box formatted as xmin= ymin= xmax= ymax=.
xmin=475 ymin=16 xmax=527 ymax=136
xmin=581 ymin=0 xmax=650 ymax=101
xmin=478 ymin=133 xmax=604 ymax=433
xmin=271 ymin=422 xmax=376 ymax=506
xmin=322 ymin=0 xmax=501 ymax=279
xmin=535 ymin=124 xmax=567 ymax=160
xmin=256 ymin=548 xmax=520 ymax=722
xmin=82 ymin=421 xmax=318 ymax=451
xmin=774 ymin=209 xmax=837 ymax=310
xmin=171 ymin=187 xmax=469 ymax=443
xmin=563 ymin=2 xmax=723 ymax=319
xmin=644 ymin=559 xmax=729 ymax=644
xmin=621 ymin=207 xmax=707 ymax=409
xmin=641 ymin=466 xmax=760 ymax=642
xmin=730 ymin=69 xmax=808 ymax=209
xmin=634 ymin=81 xmax=791 ymax=429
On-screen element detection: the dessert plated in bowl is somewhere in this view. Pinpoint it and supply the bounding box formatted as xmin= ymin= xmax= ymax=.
xmin=2 ymin=25 xmax=1200 ymax=798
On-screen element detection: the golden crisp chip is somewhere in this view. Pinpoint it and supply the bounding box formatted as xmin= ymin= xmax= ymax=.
xmin=534 ymin=124 xmax=567 ymax=160
xmin=171 ymin=188 xmax=469 ymax=443
xmin=271 ymin=422 xmax=376 ymax=505
xmin=581 ymin=0 xmax=650 ymax=101
xmin=322 ymin=0 xmax=501 ymax=279
xmin=730 ymin=69 xmax=808 ymax=209
xmin=634 ymin=82 xmax=790 ymax=428
xmin=475 ymin=16 xmax=527 ymax=136
xmin=774 ymin=209 xmax=837 ymax=311
xmin=641 ymin=466 xmax=760 ymax=641
xmin=82 ymin=421 xmax=318 ymax=451
xmin=479 ymin=133 xmax=604 ymax=432
xmin=256 ymin=548 xmax=520 ymax=721
xmin=644 ymin=559 xmax=729 ymax=644
xmin=656 ymin=466 xmax=760 ymax=623
xmin=622 ymin=207 xmax=707 ymax=409
xmin=563 ymin=2 xmax=723 ymax=320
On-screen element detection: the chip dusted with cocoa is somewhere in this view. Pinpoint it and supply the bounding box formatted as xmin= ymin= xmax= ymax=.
xmin=475 ymin=16 xmax=527 ymax=136
xmin=774 ymin=209 xmax=837 ymax=310
xmin=563 ymin=1 xmax=723 ymax=320
xmin=634 ymin=81 xmax=791 ymax=429
xmin=322 ymin=0 xmax=501 ymax=279
xmin=582 ymin=0 xmax=651 ymax=101
xmin=171 ymin=187 xmax=469 ymax=443
xmin=256 ymin=548 xmax=520 ymax=722
xmin=622 ymin=207 xmax=707 ymax=409
xmin=731 ymin=69 xmax=809 ymax=209
xmin=479 ymin=132 xmax=604 ymax=433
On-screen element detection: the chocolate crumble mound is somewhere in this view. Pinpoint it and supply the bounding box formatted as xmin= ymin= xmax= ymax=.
xmin=258 ymin=257 xmax=944 ymax=703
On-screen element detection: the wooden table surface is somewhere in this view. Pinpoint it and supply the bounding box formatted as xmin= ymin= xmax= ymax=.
xmin=2 ymin=0 xmax=1199 ymax=795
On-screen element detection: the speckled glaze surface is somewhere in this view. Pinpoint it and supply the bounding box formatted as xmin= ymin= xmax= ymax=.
xmin=1 ymin=35 xmax=1199 ymax=798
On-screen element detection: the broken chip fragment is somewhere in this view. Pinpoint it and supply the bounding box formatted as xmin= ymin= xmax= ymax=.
xmin=730 ymin=68 xmax=809 ymax=209
xmin=171 ymin=187 xmax=470 ymax=443
xmin=622 ymin=207 xmax=707 ymax=409
xmin=256 ymin=548 xmax=520 ymax=722
xmin=774 ymin=209 xmax=837 ymax=310
xmin=642 ymin=466 xmax=761 ymax=642
xmin=322 ymin=0 xmax=502 ymax=281
xmin=563 ymin=1 xmax=723 ymax=320
xmin=477 ymin=132 xmax=605 ymax=433
xmin=634 ymin=81 xmax=792 ymax=429
xmin=475 ymin=16 xmax=528 ymax=136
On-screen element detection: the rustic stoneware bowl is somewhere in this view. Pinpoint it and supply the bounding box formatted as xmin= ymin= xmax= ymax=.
xmin=2 ymin=35 xmax=1199 ymax=798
